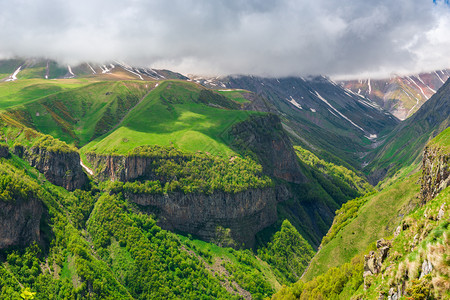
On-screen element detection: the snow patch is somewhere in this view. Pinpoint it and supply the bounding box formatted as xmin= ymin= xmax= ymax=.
xmin=364 ymin=134 xmax=377 ymax=140
xmin=6 ymin=66 xmax=22 ymax=81
xmin=67 ymin=65 xmax=75 ymax=77
xmin=218 ymin=89 xmax=245 ymax=92
xmin=287 ymin=96 xmax=303 ymax=109
xmin=87 ymin=63 xmax=96 ymax=74
xmin=406 ymin=76 xmax=428 ymax=100
xmin=310 ymin=108 xmax=316 ymax=112
xmin=314 ymin=91 xmax=365 ymax=132
xmin=417 ymin=75 xmax=436 ymax=93
xmin=101 ymin=65 xmax=111 ymax=73
xmin=434 ymin=71 xmax=445 ymax=84
xmin=367 ymin=78 xmax=372 ymax=94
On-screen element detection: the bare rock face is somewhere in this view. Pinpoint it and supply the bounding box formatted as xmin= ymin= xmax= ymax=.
xmin=421 ymin=146 xmax=449 ymax=204
xmin=0 ymin=197 xmax=43 ymax=249
xmin=24 ymin=146 xmax=88 ymax=191
xmin=419 ymin=260 xmax=433 ymax=279
xmin=364 ymin=239 xmax=392 ymax=289
xmin=127 ymin=187 xmax=287 ymax=247
xmin=86 ymin=150 xmax=291 ymax=248
xmin=0 ymin=144 xmax=9 ymax=158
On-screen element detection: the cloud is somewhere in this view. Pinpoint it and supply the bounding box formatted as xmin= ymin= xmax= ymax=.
xmin=0 ymin=0 xmax=449 ymax=78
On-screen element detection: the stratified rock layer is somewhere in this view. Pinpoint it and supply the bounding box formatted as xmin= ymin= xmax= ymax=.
xmin=24 ymin=146 xmax=88 ymax=191
xmin=0 ymin=197 xmax=43 ymax=249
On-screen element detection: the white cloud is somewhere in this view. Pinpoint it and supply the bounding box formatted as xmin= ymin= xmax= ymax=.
xmin=0 ymin=0 xmax=448 ymax=78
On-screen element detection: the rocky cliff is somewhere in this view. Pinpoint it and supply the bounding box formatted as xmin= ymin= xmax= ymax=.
xmin=230 ymin=114 xmax=306 ymax=184
xmin=19 ymin=145 xmax=88 ymax=191
xmin=421 ymin=145 xmax=449 ymax=204
xmin=127 ymin=186 xmax=289 ymax=247
xmin=84 ymin=114 xmax=302 ymax=247
xmin=0 ymin=197 xmax=43 ymax=250
xmin=85 ymin=153 xmax=153 ymax=182
xmin=86 ymin=148 xmax=291 ymax=247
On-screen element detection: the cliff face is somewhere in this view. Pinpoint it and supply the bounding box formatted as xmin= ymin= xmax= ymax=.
xmin=21 ymin=146 xmax=88 ymax=191
xmin=84 ymin=114 xmax=302 ymax=247
xmin=230 ymin=114 xmax=306 ymax=184
xmin=127 ymin=187 xmax=289 ymax=247
xmin=421 ymin=146 xmax=449 ymax=204
xmin=0 ymin=197 xmax=43 ymax=249
xmin=87 ymin=150 xmax=290 ymax=247
xmin=86 ymin=154 xmax=152 ymax=182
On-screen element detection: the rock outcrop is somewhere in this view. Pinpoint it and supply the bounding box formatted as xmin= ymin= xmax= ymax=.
xmin=85 ymin=153 xmax=153 ymax=182
xmin=0 ymin=197 xmax=43 ymax=249
xmin=84 ymin=114 xmax=302 ymax=247
xmin=87 ymin=149 xmax=290 ymax=247
xmin=421 ymin=146 xmax=449 ymax=204
xmin=23 ymin=146 xmax=88 ymax=191
xmin=364 ymin=239 xmax=391 ymax=289
xmin=0 ymin=144 xmax=9 ymax=158
xmin=230 ymin=114 xmax=306 ymax=184
xmin=127 ymin=186 xmax=289 ymax=247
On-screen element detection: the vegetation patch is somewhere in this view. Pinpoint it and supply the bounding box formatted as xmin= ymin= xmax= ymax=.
xmin=102 ymin=145 xmax=273 ymax=194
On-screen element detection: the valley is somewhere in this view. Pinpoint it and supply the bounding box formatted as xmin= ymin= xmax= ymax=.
xmin=0 ymin=58 xmax=448 ymax=299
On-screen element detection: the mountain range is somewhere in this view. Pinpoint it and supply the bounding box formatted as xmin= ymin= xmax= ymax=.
xmin=0 ymin=57 xmax=448 ymax=299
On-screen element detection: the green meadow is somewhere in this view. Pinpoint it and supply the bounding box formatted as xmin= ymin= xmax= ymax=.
xmin=0 ymin=79 xmax=88 ymax=110
xmin=303 ymin=171 xmax=421 ymax=280
xmin=82 ymin=81 xmax=262 ymax=156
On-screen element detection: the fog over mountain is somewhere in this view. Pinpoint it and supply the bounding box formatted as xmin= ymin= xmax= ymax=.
xmin=0 ymin=0 xmax=449 ymax=78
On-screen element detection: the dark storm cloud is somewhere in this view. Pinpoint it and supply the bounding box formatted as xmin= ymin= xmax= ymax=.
xmin=0 ymin=0 xmax=449 ymax=78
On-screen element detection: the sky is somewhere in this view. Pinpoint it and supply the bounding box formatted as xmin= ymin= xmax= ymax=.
xmin=0 ymin=0 xmax=449 ymax=79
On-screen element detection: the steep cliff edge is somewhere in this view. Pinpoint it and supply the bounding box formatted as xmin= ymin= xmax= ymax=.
xmin=85 ymin=144 xmax=288 ymax=248
xmin=127 ymin=188 xmax=287 ymax=247
xmin=0 ymin=197 xmax=43 ymax=250
xmin=13 ymin=135 xmax=88 ymax=191
xmin=273 ymin=120 xmax=450 ymax=300
xmin=23 ymin=146 xmax=87 ymax=191
xmin=0 ymin=162 xmax=45 ymax=250
xmin=230 ymin=114 xmax=306 ymax=184
xmin=83 ymin=114 xmax=303 ymax=247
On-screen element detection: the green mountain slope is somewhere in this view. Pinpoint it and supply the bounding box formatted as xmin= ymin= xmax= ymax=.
xmin=366 ymin=78 xmax=450 ymax=184
xmin=274 ymin=121 xmax=450 ymax=299
xmin=0 ymin=150 xmax=284 ymax=299
xmin=2 ymin=81 xmax=151 ymax=146
xmin=303 ymin=172 xmax=420 ymax=281
xmin=82 ymin=80 xmax=260 ymax=157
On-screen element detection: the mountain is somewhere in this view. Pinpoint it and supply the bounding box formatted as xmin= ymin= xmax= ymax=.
xmin=273 ymin=123 xmax=449 ymax=300
xmin=191 ymin=75 xmax=399 ymax=170
xmin=0 ymin=57 xmax=448 ymax=299
xmin=365 ymin=78 xmax=450 ymax=184
xmin=0 ymin=58 xmax=187 ymax=82
xmin=339 ymin=70 xmax=450 ymax=120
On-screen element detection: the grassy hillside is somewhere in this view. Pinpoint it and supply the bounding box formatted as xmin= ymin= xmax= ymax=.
xmin=303 ymin=172 xmax=420 ymax=281
xmin=429 ymin=126 xmax=450 ymax=152
xmin=275 ymin=123 xmax=450 ymax=299
xmin=1 ymin=78 xmax=262 ymax=157
xmin=294 ymin=146 xmax=374 ymax=196
xmin=0 ymin=79 xmax=87 ymax=110
xmin=261 ymin=146 xmax=375 ymax=250
xmin=366 ymin=78 xmax=450 ymax=183
xmin=4 ymin=81 xmax=151 ymax=147
xmin=82 ymin=81 xmax=262 ymax=157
